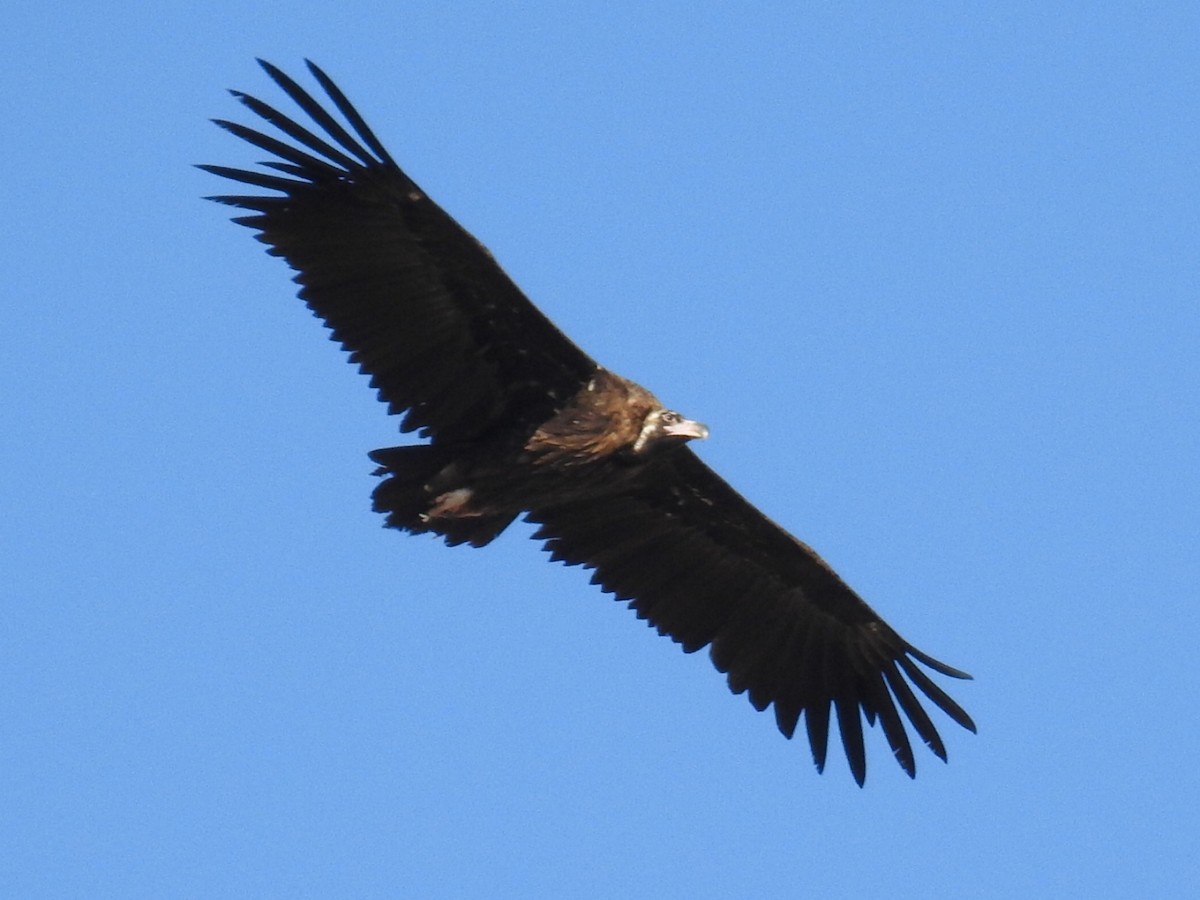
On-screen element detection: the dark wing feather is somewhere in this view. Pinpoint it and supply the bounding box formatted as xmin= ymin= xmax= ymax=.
xmin=202 ymin=60 xmax=597 ymax=441
xmin=528 ymin=448 xmax=975 ymax=785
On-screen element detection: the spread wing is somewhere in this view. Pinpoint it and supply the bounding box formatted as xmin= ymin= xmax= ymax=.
xmin=201 ymin=60 xmax=597 ymax=442
xmin=527 ymin=448 xmax=975 ymax=785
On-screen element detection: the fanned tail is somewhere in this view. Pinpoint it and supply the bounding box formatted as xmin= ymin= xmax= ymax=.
xmin=369 ymin=446 xmax=515 ymax=547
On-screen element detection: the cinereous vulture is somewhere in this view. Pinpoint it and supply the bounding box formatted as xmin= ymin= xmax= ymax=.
xmin=202 ymin=60 xmax=975 ymax=785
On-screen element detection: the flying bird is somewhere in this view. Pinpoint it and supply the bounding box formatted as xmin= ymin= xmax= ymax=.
xmin=202 ymin=60 xmax=975 ymax=784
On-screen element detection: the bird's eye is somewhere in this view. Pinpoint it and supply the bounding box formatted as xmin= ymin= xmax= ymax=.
xmin=661 ymin=411 xmax=680 ymax=425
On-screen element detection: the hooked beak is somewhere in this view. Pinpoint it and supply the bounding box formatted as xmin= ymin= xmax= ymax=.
xmin=662 ymin=417 xmax=710 ymax=441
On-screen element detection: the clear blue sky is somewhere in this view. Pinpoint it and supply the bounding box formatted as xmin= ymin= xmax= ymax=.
xmin=3 ymin=3 xmax=1198 ymax=897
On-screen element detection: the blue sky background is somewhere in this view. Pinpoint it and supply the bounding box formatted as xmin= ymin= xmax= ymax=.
xmin=4 ymin=3 xmax=1198 ymax=897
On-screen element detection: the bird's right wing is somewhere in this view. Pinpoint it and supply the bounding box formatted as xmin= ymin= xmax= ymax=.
xmin=527 ymin=448 xmax=975 ymax=785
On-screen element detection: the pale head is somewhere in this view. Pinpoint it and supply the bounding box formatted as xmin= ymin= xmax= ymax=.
xmin=632 ymin=407 xmax=710 ymax=454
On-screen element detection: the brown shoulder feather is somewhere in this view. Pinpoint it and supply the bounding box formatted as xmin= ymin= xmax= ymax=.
xmin=525 ymin=370 xmax=659 ymax=465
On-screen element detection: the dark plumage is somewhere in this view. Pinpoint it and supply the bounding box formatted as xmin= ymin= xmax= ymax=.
xmin=203 ymin=60 xmax=976 ymax=785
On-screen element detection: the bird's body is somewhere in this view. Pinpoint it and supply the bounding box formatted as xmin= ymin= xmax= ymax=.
xmin=371 ymin=368 xmax=709 ymax=547
xmin=204 ymin=60 xmax=975 ymax=784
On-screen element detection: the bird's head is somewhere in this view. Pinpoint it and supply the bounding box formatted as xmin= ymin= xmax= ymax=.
xmin=632 ymin=408 xmax=709 ymax=454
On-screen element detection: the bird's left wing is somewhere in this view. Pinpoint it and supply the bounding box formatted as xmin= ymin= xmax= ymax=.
xmin=526 ymin=448 xmax=975 ymax=785
xmin=201 ymin=60 xmax=598 ymax=442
